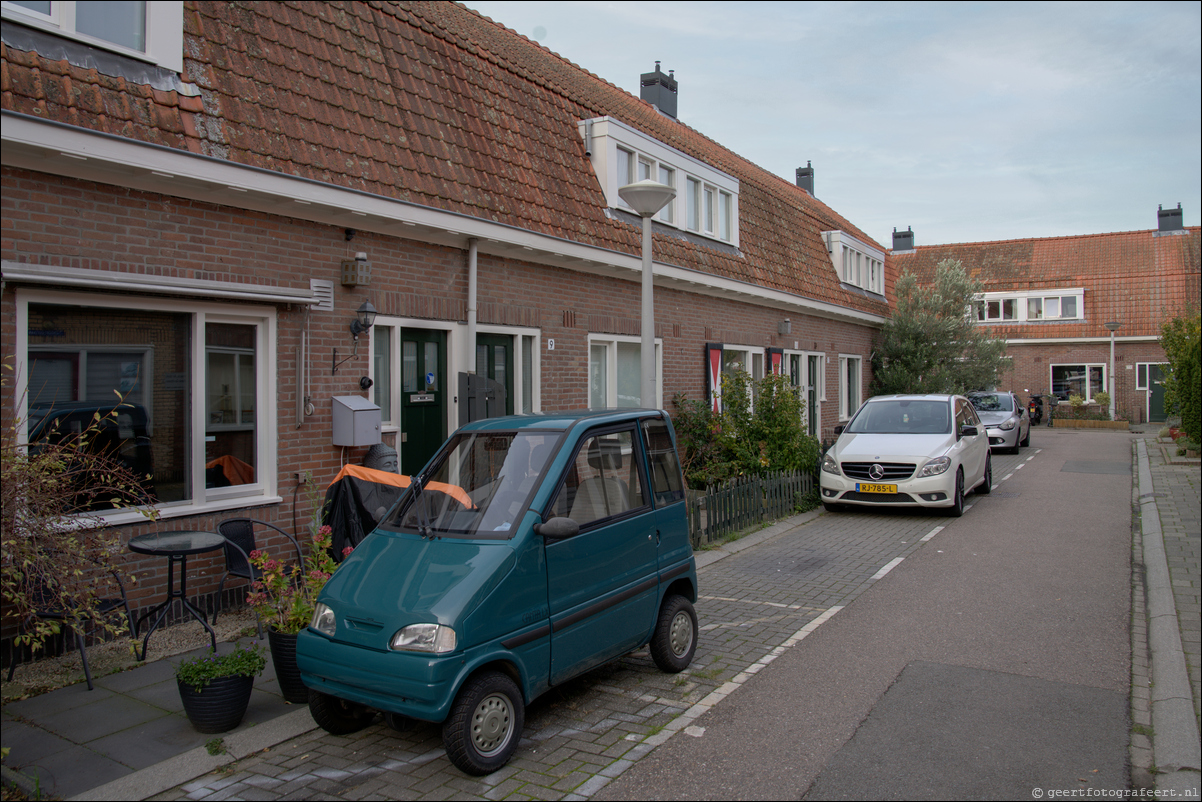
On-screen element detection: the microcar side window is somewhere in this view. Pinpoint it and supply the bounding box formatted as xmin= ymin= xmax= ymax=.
xmin=640 ymin=417 xmax=684 ymax=506
xmin=547 ymin=428 xmax=648 ymax=528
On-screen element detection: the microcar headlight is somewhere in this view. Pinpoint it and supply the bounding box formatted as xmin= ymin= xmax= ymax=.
xmin=998 ymin=419 xmax=1016 ymax=430
xmin=390 ymin=623 xmax=457 ymax=654
xmin=311 ymin=603 xmax=337 ymax=638
xmin=821 ymin=452 xmax=841 ymax=476
xmin=918 ymin=456 xmax=952 ymax=477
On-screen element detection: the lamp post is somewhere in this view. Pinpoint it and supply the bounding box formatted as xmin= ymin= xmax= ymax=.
xmin=1105 ymin=321 xmax=1121 ymax=420
xmin=617 ymin=179 xmax=676 ymax=409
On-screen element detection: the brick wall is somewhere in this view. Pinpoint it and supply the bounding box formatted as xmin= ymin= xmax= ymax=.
xmin=2 ymin=168 xmax=881 ymax=649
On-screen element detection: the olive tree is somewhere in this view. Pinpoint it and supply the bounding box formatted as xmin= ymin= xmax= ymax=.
xmin=871 ymin=259 xmax=1008 ymax=395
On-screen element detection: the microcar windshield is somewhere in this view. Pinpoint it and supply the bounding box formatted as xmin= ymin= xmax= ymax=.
xmin=846 ymin=399 xmax=952 ymax=435
xmin=385 ymin=430 xmax=559 ymax=539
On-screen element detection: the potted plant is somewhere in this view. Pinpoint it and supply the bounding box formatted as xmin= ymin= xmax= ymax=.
xmin=246 ymin=524 xmax=350 ymax=703
xmin=176 ymin=644 xmax=266 ymax=733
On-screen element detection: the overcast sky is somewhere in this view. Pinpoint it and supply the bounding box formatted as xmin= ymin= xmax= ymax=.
xmin=466 ymin=1 xmax=1201 ymax=248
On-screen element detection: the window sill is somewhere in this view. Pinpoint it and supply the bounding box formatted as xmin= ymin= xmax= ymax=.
xmin=88 ymin=495 xmax=284 ymax=528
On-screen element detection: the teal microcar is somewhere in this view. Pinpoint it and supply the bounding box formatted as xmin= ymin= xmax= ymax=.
xmin=296 ymin=409 xmax=699 ymax=775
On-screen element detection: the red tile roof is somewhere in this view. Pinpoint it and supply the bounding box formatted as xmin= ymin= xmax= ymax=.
xmin=1 ymin=1 xmax=890 ymax=319
xmin=892 ymin=228 xmax=1201 ymax=338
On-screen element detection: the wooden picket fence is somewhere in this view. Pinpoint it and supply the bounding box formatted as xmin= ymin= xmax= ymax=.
xmin=686 ymin=470 xmax=814 ymax=548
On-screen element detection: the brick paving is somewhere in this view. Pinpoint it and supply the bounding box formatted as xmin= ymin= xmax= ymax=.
xmin=1146 ymin=441 xmax=1201 ymax=721
xmin=145 ymin=448 xmax=1034 ymax=801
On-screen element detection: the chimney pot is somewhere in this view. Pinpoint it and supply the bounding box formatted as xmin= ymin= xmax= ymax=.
xmin=640 ymin=62 xmax=678 ymax=118
xmin=1157 ymin=203 xmax=1184 ymax=233
xmin=795 ymin=161 xmax=814 ymax=196
xmin=892 ymin=226 xmax=914 ymax=251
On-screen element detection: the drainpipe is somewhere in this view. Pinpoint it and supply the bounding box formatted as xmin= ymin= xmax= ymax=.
xmin=467 ymin=238 xmax=478 ymax=374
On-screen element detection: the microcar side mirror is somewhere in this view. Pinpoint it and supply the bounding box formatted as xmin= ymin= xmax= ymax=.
xmin=534 ymin=517 xmax=580 ymax=540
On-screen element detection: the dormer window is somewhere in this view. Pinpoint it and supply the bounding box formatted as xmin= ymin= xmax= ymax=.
xmin=974 ymin=289 xmax=1084 ymax=323
xmin=2 ymin=0 xmax=184 ymax=72
xmin=582 ymin=116 xmax=739 ymax=247
xmin=823 ymin=231 xmax=885 ymax=295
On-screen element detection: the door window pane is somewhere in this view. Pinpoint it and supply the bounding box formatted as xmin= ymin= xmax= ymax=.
xmin=424 ymin=342 xmax=439 ymax=390
xmin=641 ymin=418 xmax=684 ymax=505
xmin=549 ymin=430 xmax=644 ymax=526
xmin=403 ymin=341 xmax=417 ymax=392
xmin=374 ymin=328 xmax=392 ymax=423
xmin=206 ymin=323 xmax=257 ymax=487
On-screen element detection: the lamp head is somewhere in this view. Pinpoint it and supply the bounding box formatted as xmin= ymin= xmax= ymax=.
xmin=350 ymin=301 xmax=378 ymax=339
xmin=618 ymin=179 xmax=676 ymax=218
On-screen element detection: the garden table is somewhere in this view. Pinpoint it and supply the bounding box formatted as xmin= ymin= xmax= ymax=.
xmin=128 ymin=530 xmax=225 ymax=661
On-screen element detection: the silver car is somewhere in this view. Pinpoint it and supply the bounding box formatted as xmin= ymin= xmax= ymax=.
xmin=968 ymin=391 xmax=1030 ymax=453
xmin=819 ymin=394 xmax=992 ymax=517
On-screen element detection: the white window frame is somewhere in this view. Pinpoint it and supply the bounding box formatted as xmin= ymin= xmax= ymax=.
xmin=587 ymin=334 xmax=662 ymax=409
xmin=1049 ymin=362 xmax=1106 ymax=403
xmin=785 ymin=349 xmax=824 ymax=437
xmin=972 ymin=288 xmax=1085 ymax=323
xmin=1135 ymin=362 xmax=1167 ymax=391
xmin=838 ymin=354 xmax=863 ymax=420
xmin=2 ymin=1 xmax=184 ymax=72
xmin=823 ymin=231 xmax=885 ymax=295
xmin=581 ymin=116 xmax=739 ymax=247
xmin=15 ymin=287 xmax=279 ymax=522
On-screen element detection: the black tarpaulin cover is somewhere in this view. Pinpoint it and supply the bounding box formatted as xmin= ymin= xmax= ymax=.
xmin=322 ymin=464 xmax=410 ymax=559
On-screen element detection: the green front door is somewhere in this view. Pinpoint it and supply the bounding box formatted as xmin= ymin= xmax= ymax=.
xmin=400 ymin=329 xmax=447 ymax=475
xmin=1149 ymin=364 xmax=1167 ymax=423
xmin=475 ymin=334 xmax=514 ymax=416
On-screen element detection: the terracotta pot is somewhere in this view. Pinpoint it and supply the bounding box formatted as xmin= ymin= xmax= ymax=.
xmin=178 ymin=674 xmax=254 ymax=733
xmin=267 ymin=628 xmax=309 ymax=704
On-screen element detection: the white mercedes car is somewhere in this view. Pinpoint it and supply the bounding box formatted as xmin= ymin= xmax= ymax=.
xmin=819 ymin=394 xmax=992 ymax=517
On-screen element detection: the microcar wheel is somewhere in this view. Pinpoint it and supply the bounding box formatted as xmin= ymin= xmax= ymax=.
xmin=651 ymin=595 xmax=698 ymax=673
xmin=308 ymin=689 xmax=375 ymax=734
xmin=383 ymin=711 xmax=415 ymax=732
xmin=442 ymin=671 xmax=524 ymax=776
xmin=947 ymin=469 xmax=965 ymax=518
xmin=978 ymin=454 xmax=993 ymax=495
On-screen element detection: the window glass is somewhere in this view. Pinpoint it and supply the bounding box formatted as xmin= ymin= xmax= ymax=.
xmin=77 ymin=0 xmax=145 ymax=51
xmin=589 ymin=343 xmax=608 ymax=408
xmin=206 ymin=323 xmax=257 ymax=487
xmin=1061 ymin=296 xmax=1078 ymax=318
xmin=548 ymin=429 xmax=645 ymax=527
xmin=27 ymin=303 xmax=192 ymax=506
xmin=641 ymin=418 xmax=684 ymax=505
xmin=521 ymin=335 xmax=534 ymax=414
xmin=658 ymin=165 xmax=674 ymax=223
xmin=1045 ymin=297 xmax=1060 ymax=318
xmin=616 ymin=342 xmax=641 ymax=408
xmin=1002 ymin=299 xmax=1017 ymax=320
xmin=719 ymin=192 xmax=731 ymax=241
xmin=686 ymin=178 xmax=700 ymax=230
xmin=1028 ymin=298 xmax=1043 ymax=319
xmin=1136 ymin=364 xmax=1148 ymax=390
xmin=10 ymin=1 xmax=51 ymax=13
xmin=1051 ymin=364 xmax=1104 ymax=401
xmin=616 ymin=148 xmax=633 ymax=187
xmin=703 ymin=187 xmax=715 ymax=233
xmin=424 ymin=342 xmax=438 ymax=390
xmin=638 ymin=157 xmax=653 ymax=182
xmin=402 ymin=340 xmax=417 ymax=392
xmin=374 ymin=329 xmax=392 ymax=423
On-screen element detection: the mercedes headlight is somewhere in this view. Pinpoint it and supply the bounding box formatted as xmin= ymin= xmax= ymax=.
xmin=918 ymin=456 xmax=951 ymax=477
xmin=390 ymin=623 xmax=457 ymax=653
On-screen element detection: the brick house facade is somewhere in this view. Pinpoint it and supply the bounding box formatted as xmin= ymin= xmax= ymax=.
xmin=1 ymin=1 xmax=891 ymax=643
xmin=891 ymin=216 xmax=1200 ymax=424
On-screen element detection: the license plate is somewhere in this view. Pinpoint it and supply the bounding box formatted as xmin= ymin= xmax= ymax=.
xmin=857 ymin=483 xmax=897 ymax=494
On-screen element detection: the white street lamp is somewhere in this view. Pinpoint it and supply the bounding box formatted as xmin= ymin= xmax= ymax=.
xmin=1105 ymin=321 xmax=1121 ymax=420
xmin=618 ymin=179 xmax=676 ymax=409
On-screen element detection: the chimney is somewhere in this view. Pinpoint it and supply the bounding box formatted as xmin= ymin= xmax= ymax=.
xmin=893 ymin=226 xmax=914 ymax=251
xmin=795 ymin=161 xmax=814 ymax=196
xmin=1158 ymin=203 xmax=1184 ymax=233
xmin=640 ymin=61 xmax=677 ymax=118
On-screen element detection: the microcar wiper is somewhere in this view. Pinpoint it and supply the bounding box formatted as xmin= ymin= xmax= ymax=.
xmin=411 ymin=476 xmax=434 ymax=539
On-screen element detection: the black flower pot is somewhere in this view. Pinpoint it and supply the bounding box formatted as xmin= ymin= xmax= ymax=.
xmin=267 ymin=628 xmax=309 ymax=704
xmin=178 ymin=674 xmax=254 ymax=733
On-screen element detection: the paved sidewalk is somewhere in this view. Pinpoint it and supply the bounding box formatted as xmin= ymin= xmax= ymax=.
xmin=1 ymin=433 xmax=1197 ymax=800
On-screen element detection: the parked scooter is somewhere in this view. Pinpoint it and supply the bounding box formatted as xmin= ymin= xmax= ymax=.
xmin=1028 ymin=394 xmax=1044 ymax=426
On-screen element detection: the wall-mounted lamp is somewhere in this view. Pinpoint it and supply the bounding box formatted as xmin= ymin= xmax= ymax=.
xmin=333 ymin=301 xmax=378 ymax=375
xmin=341 ymin=252 xmax=371 ymax=287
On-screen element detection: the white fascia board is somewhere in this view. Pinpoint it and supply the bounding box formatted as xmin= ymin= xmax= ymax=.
xmin=2 ymin=112 xmax=880 ymax=327
xmin=2 ymin=261 xmax=317 ymax=304
xmin=1004 ymin=335 xmax=1160 ymax=345
xmin=978 ymin=287 xmax=1086 ymax=300
xmin=822 ymin=230 xmax=885 ymax=262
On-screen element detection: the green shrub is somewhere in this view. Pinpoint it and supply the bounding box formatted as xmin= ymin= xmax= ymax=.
xmin=176 ymin=645 xmax=266 ymax=690
xmin=1160 ymin=310 xmax=1201 ymax=443
xmin=672 ymin=370 xmax=820 ymax=488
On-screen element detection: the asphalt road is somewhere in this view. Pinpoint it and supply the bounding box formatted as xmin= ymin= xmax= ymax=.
xmin=597 ymin=430 xmax=1133 ymax=801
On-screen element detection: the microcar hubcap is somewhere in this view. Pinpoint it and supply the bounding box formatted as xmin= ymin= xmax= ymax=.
xmin=471 ymin=694 xmax=513 ymax=755
xmin=670 ymin=611 xmax=693 ymax=657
